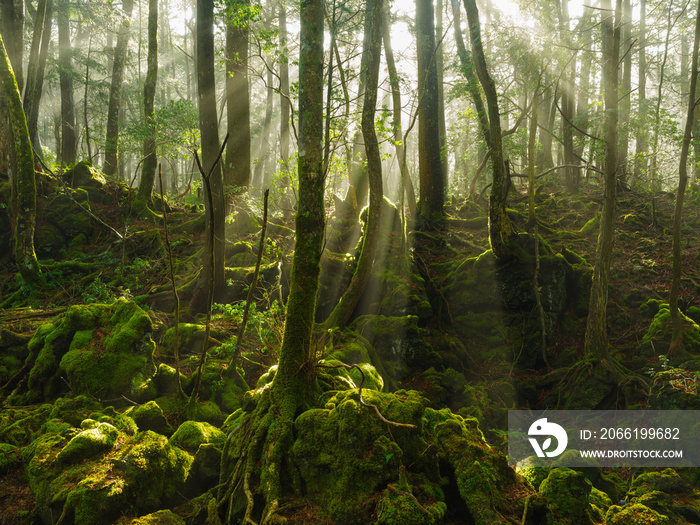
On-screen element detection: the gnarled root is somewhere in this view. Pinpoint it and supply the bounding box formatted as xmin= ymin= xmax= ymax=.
xmin=218 ymin=390 xmax=294 ymax=525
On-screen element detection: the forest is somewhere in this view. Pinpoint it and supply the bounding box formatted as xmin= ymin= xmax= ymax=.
xmin=1 ymin=0 xmax=700 ymax=522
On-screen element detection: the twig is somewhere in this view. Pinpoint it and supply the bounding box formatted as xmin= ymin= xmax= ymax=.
xmin=190 ymin=133 xmax=230 ymax=404
xmin=317 ymin=363 xmax=417 ymax=429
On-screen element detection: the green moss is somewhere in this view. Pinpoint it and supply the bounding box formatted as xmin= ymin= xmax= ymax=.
xmin=0 ymin=443 xmax=20 ymax=473
xmin=56 ymin=422 xmax=119 ymax=464
xmin=125 ymin=401 xmax=174 ymax=436
xmin=128 ymin=509 xmax=186 ymax=524
xmin=169 ymin=421 xmax=226 ymax=451
xmin=643 ymin=306 xmax=700 ymax=353
xmin=0 ymin=404 xmax=53 ymax=446
xmin=579 ymin=213 xmax=600 ymax=236
xmin=538 ymin=468 xmax=593 ymax=524
xmin=605 ymin=503 xmax=671 ymax=524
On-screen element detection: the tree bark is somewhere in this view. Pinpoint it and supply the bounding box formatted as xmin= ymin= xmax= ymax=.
xmin=463 ymin=0 xmax=514 ymax=260
xmin=584 ymin=0 xmax=621 ymax=361
xmin=57 ymin=0 xmax=76 ymax=166
xmin=103 ymin=0 xmax=135 ymax=177
xmin=225 ymin=0 xmax=251 ymax=196
xmin=279 ymin=2 xmax=290 ymax=175
xmin=633 ymin=0 xmax=647 ymax=183
xmin=323 ymin=0 xmax=384 ymax=330
xmin=190 ymin=0 xmax=226 ymax=312
xmin=138 ymin=0 xmax=158 ymax=207
xmin=669 ymin=0 xmax=700 ymax=358
xmin=1 ymin=0 xmax=23 ymax=91
xmin=23 ymin=0 xmax=52 ymax=153
xmin=1 ymin=34 xmax=40 ymax=282
xmin=416 ymin=0 xmax=444 ymax=222
xmin=618 ymin=0 xmax=632 ymax=185
xmin=382 ymin=2 xmax=417 ymax=218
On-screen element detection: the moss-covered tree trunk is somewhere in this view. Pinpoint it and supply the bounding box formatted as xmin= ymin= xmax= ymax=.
xmin=57 ymin=0 xmax=76 ymax=166
xmin=583 ymin=0 xmax=620 ymax=362
xmin=103 ymin=0 xmax=134 ymax=177
xmin=669 ymin=0 xmax=700 ymax=358
xmin=463 ymin=0 xmax=515 ymax=260
xmin=279 ymin=3 xmax=290 ymax=186
xmin=217 ymin=0 xmax=325 ymax=521
xmin=633 ymin=0 xmax=647 ymax=183
xmin=416 ymin=0 xmax=444 ymax=223
xmin=23 ymin=0 xmax=52 ymax=152
xmin=224 ymin=0 xmax=251 ymax=198
xmin=0 ymin=34 xmax=40 ymax=282
xmin=323 ymin=0 xmax=384 ymax=331
xmin=137 ymin=0 xmax=158 ymax=208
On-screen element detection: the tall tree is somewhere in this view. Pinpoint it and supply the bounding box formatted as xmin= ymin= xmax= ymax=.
xmin=669 ymin=0 xmax=700 ymax=358
xmin=463 ymin=0 xmax=514 ymax=260
xmin=57 ymin=0 xmax=76 ymax=165
xmin=218 ymin=0 xmax=325 ymax=520
xmin=383 ymin=1 xmax=417 ymax=217
xmin=191 ymin=0 xmax=226 ymax=312
xmin=137 ymin=0 xmax=159 ymax=208
xmin=416 ymin=0 xmax=444 ymax=222
xmin=323 ymin=0 xmax=384 ymax=330
xmin=1 ymin=34 xmax=40 ymax=282
xmin=1 ymin=0 xmax=24 ymax=90
xmin=618 ymin=0 xmax=632 ymax=185
xmin=584 ymin=0 xmax=621 ymax=362
xmin=23 ymin=0 xmax=52 ymax=152
xmin=103 ymin=0 xmax=135 ymax=177
xmin=224 ymin=0 xmax=251 ymax=197
xmin=633 ymin=0 xmax=647 ymax=183
xmin=279 ymin=2 xmax=291 ymax=183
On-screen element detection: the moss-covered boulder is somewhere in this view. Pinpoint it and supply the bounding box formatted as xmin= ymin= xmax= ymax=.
xmin=642 ymin=304 xmax=700 ymax=355
xmin=20 ymin=299 xmax=156 ymax=404
xmin=55 ymin=421 xmax=119 ymax=464
xmin=160 ymin=323 xmax=222 ymax=356
xmin=45 ymin=189 xmax=94 ymax=243
xmin=27 ymin=430 xmax=193 ymax=524
xmin=128 ymin=509 xmax=186 ymax=524
xmin=649 ymin=369 xmax=700 ymax=409
xmin=125 ymin=400 xmax=174 ymax=436
xmin=169 ymin=421 xmax=226 ymax=452
xmin=605 ymin=503 xmax=672 ymax=524
xmin=538 ymin=468 xmax=594 ymax=524
xmin=0 ymin=442 xmax=20 ymax=473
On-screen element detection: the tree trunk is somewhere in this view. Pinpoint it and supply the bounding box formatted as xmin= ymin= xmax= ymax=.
xmin=57 ymin=0 xmax=76 ymax=166
xmin=382 ymin=2 xmax=417 ymax=218
xmin=323 ymin=0 xmax=384 ymax=330
xmin=1 ymin=0 xmax=23 ymax=91
xmin=463 ymin=0 xmax=514 ymax=260
xmin=633 ymin=0 xmax=647 ymax=183
xmin=23 ymin=0 xmax=52 ymax=153
xmin=190 ymin=0 xmax=226 ymax=312
xmin=138 ymin=0 xmax=158 ymax=207
xmin=618 ymin=0 xmax=632 ymax=185
xmin=669 ymin=0 xmax=700 ymax=358
xmin=416 ymin=0 xmax=444 ymax=222
xmin=225 ymin=1 xmax=251 ymax=197
xmin=436 ymin=0 xmax=448 ymax=194
xmin=103 ymin=0 xmax=135 ymax=177
xmin=1 ymin=34 xmax=40 ymax=282
xmin=279 ymin=2 xmax=290 ymax=176
xmin=584 ymin=0 xmax=621 ymax=362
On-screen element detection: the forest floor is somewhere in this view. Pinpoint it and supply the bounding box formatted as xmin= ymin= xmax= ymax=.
xmin=2 ymin=167 xmax=700 ymax=524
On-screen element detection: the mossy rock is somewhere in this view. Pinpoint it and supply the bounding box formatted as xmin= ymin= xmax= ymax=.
xmin=0 ymin=404 xmax=53 ymax=446
xmin=128 ymin=509 xmax=186 ymax=524
xmin=626 ymin=469 xmax=693 ymax=500
xmin=153 ymin=363 xmax=189 ymax=395
xmin=579 ymin=213 xmax=600 ymax=236
xmin=374 ymin=471 xmax=447 ymax=525
xmin=226 ymin=206 xmax=260 ymax=236
xmin=125 ymin=400 xmax=174 ymax=436
xmin=169 ymin=421 xmax=226 ymax=452
xmin=160 ymin=323 xmax=223 ymax=357
xmin=45 ymin=190 xmax=94 ymax=242
xmin=125 ymin=229 xmax=166 ymax=258
xmin=63 ymin=160 xmax=106 ymax=191
xmin=538 ymin=468 xmax=594 ymax=524
xmin=27 ymin=430 xmax=194 ymax=525
xmin=649 ymin=369 xmax=700 ymax=409
xmin=34 ymin=223 xmax=67 ymax=258
xmin=22 ymin=300 xmax=156 ymax=404
xmin=0 ymin=442 xmax=20 ymax=473
xmin=604 ymin=503 xmax=672 ymax=524
xmin=639 ymin=299 xmax=666 ymax=318
xmin=642 ymin=305 xmax=700 ymax=355
xmin=55 ymin=421 xmax=119 ymax=464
